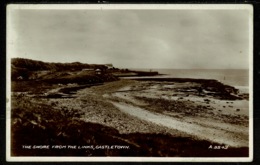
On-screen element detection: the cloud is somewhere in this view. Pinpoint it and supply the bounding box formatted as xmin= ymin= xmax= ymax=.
xmin=9 ymin=8 xmax=250 ymax=69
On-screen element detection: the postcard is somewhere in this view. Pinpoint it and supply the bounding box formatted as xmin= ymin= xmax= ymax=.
xmin=6 ymin=4 xmax=253 ymax=162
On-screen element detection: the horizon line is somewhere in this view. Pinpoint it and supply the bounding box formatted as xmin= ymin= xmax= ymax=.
xmin=11 ymin=57 xmax=249 ymax=70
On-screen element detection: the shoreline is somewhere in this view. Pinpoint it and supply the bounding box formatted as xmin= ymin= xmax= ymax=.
xmin=120 ymin=70 xmax=249 ymax=88
xmin=107 ymin=79 xmax=249 ymax=147
xmin=121 ymin=77 xmax=248 ymax=100
xmin=10 ymin=78 xmax=249 ymax=156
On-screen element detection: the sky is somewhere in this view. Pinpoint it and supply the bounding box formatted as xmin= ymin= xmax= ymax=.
xmin=8 ymin=6 xmax=252 ymax=69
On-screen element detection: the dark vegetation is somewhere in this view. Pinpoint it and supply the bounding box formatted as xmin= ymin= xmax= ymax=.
xmin=12 ymin=58 xmax=106 ymax=72
xmin=12 ymin=81 xmax=56 ymax=93
xmin=11 ymin=58 xmax=111 ymax=81
xmin=43 ymin=72 xmax=117 ymax=85
xmin=11 ymin=96 xmax=248 ymax=157
xmin=11 ymin=58 xmax=158 ymax=82
xmin=11 ymin=58 xmax=118 ymax=87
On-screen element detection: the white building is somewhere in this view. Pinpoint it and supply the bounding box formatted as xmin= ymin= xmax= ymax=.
xmin=105 ymin=64 xmax=114 ymax=70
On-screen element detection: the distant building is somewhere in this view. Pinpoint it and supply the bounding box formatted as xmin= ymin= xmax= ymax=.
xmin=82 ymin=68 xmax=94 ymax=71
xmin=17 ymin=76 xmax=23 ymax=80
xmin=95 ymin=69 xmax=102 ymax=75
xmin=105 ymin=64 xmax=114 ymax=70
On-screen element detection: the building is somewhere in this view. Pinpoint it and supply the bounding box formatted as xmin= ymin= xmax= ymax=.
xmin=105 ymin=64 xmax=114 ymax=70
xmin=17 ymin=76 xmax=23 ymax=80
xmin=95 ymin=69 xmax=102 ymax=75
xmin=82 ymin=68 xmax=94 ymax=71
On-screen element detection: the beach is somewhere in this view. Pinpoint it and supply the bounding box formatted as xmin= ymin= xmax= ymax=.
xmin=84 ymin=79 xmax=248 ymax=146
xmin=8 ymin=6 xmax=252 ymax=160
xmin=106 ymin=79 xmax=249 ymax=147
xmin=11 ymin=78 xmax=249 ymax=156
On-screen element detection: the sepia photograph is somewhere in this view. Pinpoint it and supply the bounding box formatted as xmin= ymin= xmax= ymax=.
xmin=6 ymin=4 xmax=253 ymax=162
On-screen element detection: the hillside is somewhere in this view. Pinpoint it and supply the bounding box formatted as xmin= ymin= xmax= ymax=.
xmin=11 ymin=58 xmax=107 ymax=71
xmin=11 ymin=58 xmax=116 ymax=82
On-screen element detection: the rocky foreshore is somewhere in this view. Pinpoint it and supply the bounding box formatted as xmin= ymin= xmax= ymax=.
xmin=10 ymin=78 xmax=249 ymax=157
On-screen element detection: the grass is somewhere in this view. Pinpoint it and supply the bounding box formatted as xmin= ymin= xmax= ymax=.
xmin=11 ymin=81 xmax=57 ymax=93
xmin=11 ymin=70 xmax=118 ymax=93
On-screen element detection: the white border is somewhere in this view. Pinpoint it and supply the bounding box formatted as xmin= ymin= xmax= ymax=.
xmin=248 ymin=3 xmax=254 ymax=162
xmin=6 ymin=4 xmax=252 ymax=10
xmin=6 ymin=4 xmax=254 ymax=162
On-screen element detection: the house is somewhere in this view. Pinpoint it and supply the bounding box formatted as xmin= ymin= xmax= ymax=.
xmin=95 ymin=69 xmax=102 ymax=75
xmin=105 ymin=64 xmax=114 ymax=70
xmin=17 ymin=76 xmax=23 ymax=80
xmin=82 ymin=68 xmax=94 ymax=71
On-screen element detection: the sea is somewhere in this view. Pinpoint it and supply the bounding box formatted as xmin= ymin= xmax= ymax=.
xmin=127 ymin=69 xmax=249 ymax=91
